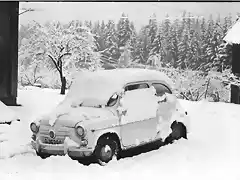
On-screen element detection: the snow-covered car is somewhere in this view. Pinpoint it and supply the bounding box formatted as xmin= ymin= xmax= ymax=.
xmin=30 ymin=68 xmax=190 ymax=165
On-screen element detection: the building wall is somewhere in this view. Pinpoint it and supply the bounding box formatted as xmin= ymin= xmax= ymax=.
xmin=232 ymin=44 xmax=240 ymax=75
xmin=0 ymin=2 xmax=19 ymax=105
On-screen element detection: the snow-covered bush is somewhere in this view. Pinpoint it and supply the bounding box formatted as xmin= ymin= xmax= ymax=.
xmin=168 ymin=69 xmax=230 ymax=102
xmin=138 ymin=65 xmax=231 ymax=102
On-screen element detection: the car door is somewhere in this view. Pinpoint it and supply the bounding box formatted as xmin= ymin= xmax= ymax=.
xmin=151 ymin=82 xmax=177 ymax=140
xmin=119 ymin=82 xmax=158 ymax=148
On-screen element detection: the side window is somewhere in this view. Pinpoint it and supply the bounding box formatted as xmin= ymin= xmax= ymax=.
xmin=125 ymin=83 xmax=149 ymax=92
xmin=152 ymin=83 xmax=172 ymax=96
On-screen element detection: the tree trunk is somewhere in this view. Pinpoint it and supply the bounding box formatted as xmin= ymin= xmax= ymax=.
xmin=60 ymin=76 xmax=66 ymax=95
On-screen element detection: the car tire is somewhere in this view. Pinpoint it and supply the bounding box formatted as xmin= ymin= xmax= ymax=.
xmin=36 ymin=151 xmax=51 ymax=159
xmin=165 ymin=121 xmax=187 ymax=144
xmin=94 ymin=136 xmax=120 ymax=166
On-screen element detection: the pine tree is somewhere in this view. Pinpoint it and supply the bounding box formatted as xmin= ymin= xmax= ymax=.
xmin=195 ymin=17 xmax=207 ymax=71
xmin=176 ymin=12 xmax=190 ymax=69
xmin=160 ymin=14 xmax=173 ymax=67
xmin=116 ymin=13 xmax=132 ymax=48
xmin=213 ymin=14 xmax=233 ymax=72
xmin=186 ymin=13 xmax=200 ymax=70
xmin=104 ymin=20 xmax=119 ymax=65
xmin=147 ymin=13 xmax=158 ymax=55
xmin=177 ymin=28 xmax=189 ymax=69
xmin=129 ymin=21 xmax=139 ymax=64
xmin=170 ymin=19 xmax=180 ymax=68
xmin=205 ymin=14 xmax=219 ymax=71
xmin=84 ymin=20 xmax=92 ymax=29
xmin=93 ymin=20 xmax=107 ymax=52
xmin=136 ymin=26 xmax=150 ymax=64
xmin=116 ymin=13 xmax=134 ymax=67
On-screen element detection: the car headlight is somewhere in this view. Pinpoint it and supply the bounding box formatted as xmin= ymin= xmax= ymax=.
xmin=30 ymin=122 xmax=39 ymax=133
xmin=75 ymin=126 xmax=85 ymax=137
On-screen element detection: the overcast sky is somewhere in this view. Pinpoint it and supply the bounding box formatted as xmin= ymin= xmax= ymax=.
xmin=19 ymin=2 xmax=240 ymax=30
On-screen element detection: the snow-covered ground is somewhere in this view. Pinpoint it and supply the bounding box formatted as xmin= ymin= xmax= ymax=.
xmin=1 ymin=87 xmax=240 ymax=180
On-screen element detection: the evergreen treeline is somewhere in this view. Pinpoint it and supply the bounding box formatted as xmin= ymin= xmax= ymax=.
xmin=89 ymin=12 xmax=234 ymax=72
xmin=19 ymin=11 xmax=235 ymax=72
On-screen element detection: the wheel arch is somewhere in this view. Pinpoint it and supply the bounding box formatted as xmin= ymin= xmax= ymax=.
xmin=93 ymin=130 xmax=122 ymax=150
xmin=171 ymin=120 xmax=187 ymax=139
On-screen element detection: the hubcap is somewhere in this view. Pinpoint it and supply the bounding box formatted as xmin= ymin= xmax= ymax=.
xmin=100 ymin=145 xmax=113 ymax=161
xmin=172 ymin=125 xmax=182 ymax=139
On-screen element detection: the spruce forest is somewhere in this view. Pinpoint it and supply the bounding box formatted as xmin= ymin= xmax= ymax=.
xmin=18 ymin=12 xmax=239 ymax=102
xmin=95 ymin=12 xmax=233 ymax=72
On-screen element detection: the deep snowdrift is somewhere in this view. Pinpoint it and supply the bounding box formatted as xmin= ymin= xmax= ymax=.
xmin=0 ymin=88 xmax=240 ymax=180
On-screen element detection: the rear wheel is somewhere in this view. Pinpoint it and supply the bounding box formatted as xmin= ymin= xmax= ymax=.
xmin=94 ymin=136 xmax=120 ymax=166
xmin=165 ymin=121 xmax=187 ymax=144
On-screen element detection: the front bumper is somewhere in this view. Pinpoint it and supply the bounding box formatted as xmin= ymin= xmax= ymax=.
xmin=31 ymin=139 xmax=93 ymax=158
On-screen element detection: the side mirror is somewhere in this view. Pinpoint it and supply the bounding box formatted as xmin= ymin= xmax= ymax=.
xmin=107 ymin=93 xmax=119 ymax=107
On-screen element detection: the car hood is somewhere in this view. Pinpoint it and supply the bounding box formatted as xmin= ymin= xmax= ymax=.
xmin=37 ymin=106 xmax=116 ymax=127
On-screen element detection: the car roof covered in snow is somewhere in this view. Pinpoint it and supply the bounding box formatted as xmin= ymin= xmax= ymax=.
xmin=75 ymin=68 xmax=173 ymax=86
xmin=63 ymin=68 xmax=174 ymax=107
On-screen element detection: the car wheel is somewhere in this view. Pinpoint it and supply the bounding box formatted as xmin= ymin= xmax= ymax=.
xmin=36 ymin=151 xmax=51 ymax=159
xmin=165 ymin=121 xmax=187 ymax=144
xmin=94 ymin=136 xmax=119 ymax=166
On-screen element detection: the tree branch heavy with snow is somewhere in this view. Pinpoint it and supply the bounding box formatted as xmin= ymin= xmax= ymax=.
xmin=19 ymin=21 xmax=101 ymax=94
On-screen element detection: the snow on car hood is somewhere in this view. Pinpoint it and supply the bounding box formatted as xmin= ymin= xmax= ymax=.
xmin=37 ymin=102 xmax=116 ymax=127
xmin=63 ymin=70 xmax=124 ymax=108
xmin=0 ymin=101 xmax=18 ymax=123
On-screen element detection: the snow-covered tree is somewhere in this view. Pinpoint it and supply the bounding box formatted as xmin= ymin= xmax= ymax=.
xmin=137 ymin=26 xmax=151 ymax=64
xmin=117 ymin=13 xmax=132 ymax=48
xmin=102 ymin=20 xmax=119 ymax=65
xmin=20 ymin=20 xmax=100 ymax=94
xmin=147 ymin=13 xmax=158 ymax=56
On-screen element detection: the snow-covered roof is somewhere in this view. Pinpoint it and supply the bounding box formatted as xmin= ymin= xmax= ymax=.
xmin=63 ymin=68 xmax=174 ymax=107
xmin=0 ymin=101 xmax=18 ymax=123
xmin=223 ymin=19 xmax=240 ymax=44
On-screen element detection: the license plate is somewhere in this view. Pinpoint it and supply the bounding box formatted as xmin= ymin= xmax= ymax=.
xmin=43 ymin=144 xmax=63 ymax=151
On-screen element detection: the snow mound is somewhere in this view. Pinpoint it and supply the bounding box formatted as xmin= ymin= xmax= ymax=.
xmin=0 ymin=121 xmax=34 ymax=159
xmin=0 ymin=101 xmax=19 ymax=124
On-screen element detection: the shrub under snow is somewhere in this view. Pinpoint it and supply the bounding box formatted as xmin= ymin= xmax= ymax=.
xmin=144 ymin=66 xmax=231 ymax=102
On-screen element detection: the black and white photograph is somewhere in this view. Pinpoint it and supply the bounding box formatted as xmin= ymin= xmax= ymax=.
xmin=0 ymin=1 xmax=240 ymax=179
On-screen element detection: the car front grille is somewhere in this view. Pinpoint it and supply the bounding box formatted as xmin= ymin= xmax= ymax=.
xmin=39 ymin=125 xmax=70 ymax=145
xmin=39 ymin=126 xmax=69 ymax=136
